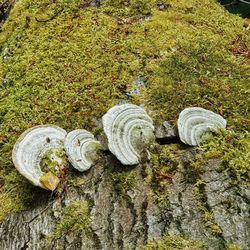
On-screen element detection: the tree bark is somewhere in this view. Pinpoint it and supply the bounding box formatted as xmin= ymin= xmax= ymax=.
xmin=0 ymin=0 xmax=15 ymax=26
xmin=0 ymin=147 xmax=249 ymax=250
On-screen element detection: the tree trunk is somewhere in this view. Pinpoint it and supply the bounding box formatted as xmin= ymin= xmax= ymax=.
xmin=0 ymin=0 xmax=15 ymax=26
xmin=0 ymin=147 xmax=249 ymax=250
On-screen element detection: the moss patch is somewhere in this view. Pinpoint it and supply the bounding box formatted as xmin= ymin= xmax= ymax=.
xmin=0 ymin=0 xmax=249 ymax=221
xmin=40 ymin=148 xmax=68 ymax=176
xmin=129 ymin=1 xmax=250 ymax=129
xmin=102 ymin=0 xmax=170 ymax=17
xmin=193 ymin=179 xmax=223 ymax=236
xmin=227 ymin=244 xmax=242 ymax=250
xmin=51 ymin=200 xmax=90 ymax=239
xmin=149 ymin=144 xmax=180 ymax=207
xmin=141 ymin=234 xmax=207 ymax=250
xmin=193 ymin=130 xmax=250 ymax=182
xmin=111 ymin=170 xmax=136 ymax=196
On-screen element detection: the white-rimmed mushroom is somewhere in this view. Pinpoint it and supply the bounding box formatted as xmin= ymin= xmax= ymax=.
xmin=102 ymin=104 xmax=155 ymax=165
xmin=64 ymin=129 xmax=102 ymax=172
xmin=177 ymin=107 xmax=227 ymax=146
xmin=12 ymin=125 xmax=67 ymax=190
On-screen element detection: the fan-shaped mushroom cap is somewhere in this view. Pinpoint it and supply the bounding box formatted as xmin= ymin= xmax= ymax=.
xmin=12 ymin=125 xmax=67 ymax=189
xmin=102 ymin=104 xmax=155 ymax=165
xmin=64 ymin=129 xmax=101 ymax=172
xmin=177 ymin=107 xmax=227 ymax=146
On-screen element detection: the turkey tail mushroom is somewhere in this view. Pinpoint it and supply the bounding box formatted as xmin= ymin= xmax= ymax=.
xmin=64 ymin=129 xmax=102 ymax=172
xmin=102 ymin=104 xmax=155 ymax=165
xmin=177 ymin=107 xmax=227 ymax=146
xmin=12 ymin=125 xmax=67 ymax=190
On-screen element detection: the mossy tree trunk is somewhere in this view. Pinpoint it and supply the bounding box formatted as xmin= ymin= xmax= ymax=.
xmin=0 ymin=146 xmax=249 ymax=250
xmin=0 ymin=0 xmax=249 ymax=249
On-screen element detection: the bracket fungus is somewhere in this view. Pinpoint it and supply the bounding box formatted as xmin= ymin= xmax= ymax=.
xmin=12 ymin=125 xmax=67 ymax=190
xmin=64 ymin=129 xmax=102 ymax=172
xmin=102 ymin=104 xmax=155 ymax=165
xmin=177 ymin=107 xmax=227 ymax=146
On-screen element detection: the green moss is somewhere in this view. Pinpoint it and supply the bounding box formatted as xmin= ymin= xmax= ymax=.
xmin=141 ymin=234 xmax=206 ymax=250
xmin=191 ymin=131 xmax=249 ymax=235
xmin=111 ymin=171 xmax=136 ymax=195
xmin=40 ymin=148 xmax=68 ymax=176
xmin=149 ymin=144 xmax=179 ymax=208
xmin=131 ymin=2 xmax=250 ymax=129
xmin=194 ymin=130 xmax=250 ymax=182
xmin=0 ymin=0 xmax=137 ymax=221
xmin=0 ymin=0 xmax=249 ymax=221
xmin=227 ymin=244 xmax=242 ymax=250
xmin=193 ymin=179 xmax=223 ymax=236
xmin=51 ymin=200 xmax=90 ymax=239
xmin=151 ymin=144 xmax=179 ymax=171
xmin=0 ymin=179 xmax=30 ymax=221
xmin=0 ymin=172 xmax=45 ymax=221
xmin=102 ymin=0 xmax=170 ymax=16
xmin=67 ymin=175 xmax=86 ymax=188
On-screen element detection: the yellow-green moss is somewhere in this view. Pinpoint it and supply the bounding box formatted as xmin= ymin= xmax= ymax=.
xmin=0 ymin=0 xmax=249 ymax=221
xmin=0 ymin=172 xmax=44 ymax=221
xmin=191 ymin=129 xmax=250 ymax=235
xmin=141 ymin=234 xmax=206 ymax=250
xmin=51 ymin=200 xmax=90 ymax=239
xmin=40 ymin=148 xmax=68 ymax=176
xmin=111 ymin=171 xmax=136 ymax=195
xmin=151 ymin=144 xmax=180 ymax=172
xmin=102 ymin=0 xmax=170 ymax=16
xmin=130 ymin=2 xmax=250 ymax=129
xmin=149 ymin=144 xmax=180 ymax=207
xmin=194 ymin=130 xmax=250 ymax=182
xmin=227 ymin=244 xmax=242 ymax=250
xmin=193 ymin=179 xmax=223 ymax=236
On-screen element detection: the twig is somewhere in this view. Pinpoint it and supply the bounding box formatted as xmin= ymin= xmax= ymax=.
xmin=239 ymin=0 xmax=250 ymax=4
xmin=221 ymin=0 xmax=238 ymax=6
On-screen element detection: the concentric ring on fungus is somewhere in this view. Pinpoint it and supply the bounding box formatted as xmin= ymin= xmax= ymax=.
xmin=12 ymin=125 xmax=67 ymax=189
xmin=102 ymin=104 xmax=155 ymax=165
xmin=177 ymin=107 xmax=227 ymax=146
xmin=64 ymin=129 xmax=101 ymax=172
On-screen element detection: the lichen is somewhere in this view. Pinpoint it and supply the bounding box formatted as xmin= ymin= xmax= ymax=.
xmin=141 ymin=234 xmax=207 ymax=250
xmin=0 ymin=0 xmax=249 ymax=221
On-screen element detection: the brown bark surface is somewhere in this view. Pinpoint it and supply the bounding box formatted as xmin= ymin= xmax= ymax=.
xmin=1 ymin=148 xmax=249 ymax=250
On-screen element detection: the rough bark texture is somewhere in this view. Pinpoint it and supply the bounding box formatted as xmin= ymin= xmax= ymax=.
xmin=0 ymin=0 xmax=15 ymax=26
xmin=0 ymin=147 xmax=249 ymax=250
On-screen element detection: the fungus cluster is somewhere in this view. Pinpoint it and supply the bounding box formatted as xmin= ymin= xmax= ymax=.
xmin=12 ymin=104 xmax=226 ymax=190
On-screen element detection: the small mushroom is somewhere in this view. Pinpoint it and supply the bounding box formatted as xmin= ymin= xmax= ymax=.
xmin=12 ymin=125 xmax=67 ymax=190
xmin=102 ymin=104 xmax=155 ymax=165
xmin=64 ymin=129 xmax=102 ymax=172
xmin=177 ymin=107 xmax=227 ymax=146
